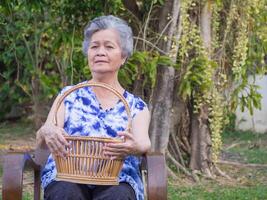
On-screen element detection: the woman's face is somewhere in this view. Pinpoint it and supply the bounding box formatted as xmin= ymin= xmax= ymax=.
xmin=88 ymin=29 xmax=126 ymax=75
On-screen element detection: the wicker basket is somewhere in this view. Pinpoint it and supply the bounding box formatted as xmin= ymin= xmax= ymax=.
xmin=53 ymin=82 xmax=132 ymax=185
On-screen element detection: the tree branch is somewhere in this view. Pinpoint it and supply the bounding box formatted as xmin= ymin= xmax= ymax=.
xmin=167 ymin=166 xmax=179 ymax=180
xmin=167 ymin=151 xmax=199 ymax=182
xmin=122 ymin=0 xmax=142 ymax=20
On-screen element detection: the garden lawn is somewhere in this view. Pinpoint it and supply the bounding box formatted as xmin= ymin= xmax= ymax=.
xmin=168 ymin=130 xmax=267 ymax=200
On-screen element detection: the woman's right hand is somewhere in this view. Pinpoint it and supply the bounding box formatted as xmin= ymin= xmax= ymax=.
xmin=37 ymin=123 xmax=70 ymax=158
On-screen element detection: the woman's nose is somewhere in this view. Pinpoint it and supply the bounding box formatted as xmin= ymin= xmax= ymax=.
xmin=96 ymin=46 xmax=106 ymax=56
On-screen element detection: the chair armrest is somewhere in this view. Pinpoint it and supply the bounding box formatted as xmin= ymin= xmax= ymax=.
xmin=1 ymin=148 xmax=49 ymax=200
xmin=141 ymin=152 xmax=167 ymax=200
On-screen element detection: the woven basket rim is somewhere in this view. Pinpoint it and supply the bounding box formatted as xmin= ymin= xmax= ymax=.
xmin=64 ymin=135 xmax=123 ymax=142
xmin=54 ymin=82 xmax=132 ymax=132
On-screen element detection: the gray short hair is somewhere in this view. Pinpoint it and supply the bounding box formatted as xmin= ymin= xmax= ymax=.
xmin=82 ymin=15 xmax=133 ymax=59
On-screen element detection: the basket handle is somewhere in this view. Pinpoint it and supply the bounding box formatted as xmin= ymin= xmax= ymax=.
xmin=53 ymin=82 xmax=132 ymax=132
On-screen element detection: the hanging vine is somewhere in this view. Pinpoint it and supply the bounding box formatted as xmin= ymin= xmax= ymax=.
xmin=176 ymin=0 xmax=266 ymax=165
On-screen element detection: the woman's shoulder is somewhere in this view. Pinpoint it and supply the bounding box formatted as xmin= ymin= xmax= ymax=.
xmin=59 ymin=81 xmax=89 ymax=95
xmin=124 ymin=91 xmax=148 ymax=117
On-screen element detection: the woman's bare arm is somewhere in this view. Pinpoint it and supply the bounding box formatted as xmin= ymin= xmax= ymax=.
xmin=36 ymin=94 xmax=69 ymax=157
xmin=103 ymin=107 xmax=151 ymax=158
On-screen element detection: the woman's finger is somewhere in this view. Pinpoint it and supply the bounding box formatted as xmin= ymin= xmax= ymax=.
xmin=106 ymin=139 xmax=134 ymax=150
xmin=104 ymin=145 xmax=128 ymax=153
xmin=52 ymin=139 xmax=67 ymax=157
xmin=57 ymin=131 xmax=70 ymax=147
xmin=55 ymin=139 xmax=68 ymax=156
xmin=46 ymin=139 xmax=57 ymax=154
xmin=117 ymin=131 xmax=134 ymax=140
xmin=110 ymin=155 xmax=124 ymax=160
xmin=46 ymin=133 xmax=67 ymax=157
xmin=104 ymin=146 xmax=129 ymax=157
xmin=104 ymin=151 xmax=125 ymax=156
xmin=104 ymin=151 xmax=126 ymax=159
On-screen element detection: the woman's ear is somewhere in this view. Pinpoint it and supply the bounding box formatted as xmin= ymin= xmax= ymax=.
xmin=121 ymin=57 xmax=127 ymax=66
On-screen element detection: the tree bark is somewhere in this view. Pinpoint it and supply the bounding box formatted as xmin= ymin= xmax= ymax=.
xmin=189 ymin=0 xmax=213 ymax=176
xmin=132 ymin=73 xmax=144 ymax=97
xmin=189 ymin=106 xmax=212 ymax=176
xmin=122 ymin=0 xmax=142 ymax=20
xmin=149 ymin=0 xmax=181 ymax=153
xmin=150 ymin=66 xmax=175 ymax=152
xmin=200 ymin=0 xmax=212 ymax=54
xmin=31 ymin=76 xmax=44 ymax=130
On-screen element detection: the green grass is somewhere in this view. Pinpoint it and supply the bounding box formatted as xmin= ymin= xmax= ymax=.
xmin=0 ymin=193 xmax=33 ymax=200
xmin=230 ymin=148 xmax=267 ymax=164
xmin=167 ymin=129 xmax=267 ymax=200
xmin=22 ymin=193 xmax=33 ymax=200
xmin=0 ymin=121 xmax=35 ymax=144
xmin=168 ymin=184 xmax=267 ymax=200
xmin=222 ymin=130 xmax=267 ymax=144
xmin=222 ymin=130 xmax=267 ymax=164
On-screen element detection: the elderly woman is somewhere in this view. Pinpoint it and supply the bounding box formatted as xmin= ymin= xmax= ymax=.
xmin=36 ymin=15 xmax=151 ymax=200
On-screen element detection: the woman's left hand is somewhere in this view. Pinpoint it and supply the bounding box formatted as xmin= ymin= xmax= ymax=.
xmin=103 ymin=131 xmax=138 ymax=159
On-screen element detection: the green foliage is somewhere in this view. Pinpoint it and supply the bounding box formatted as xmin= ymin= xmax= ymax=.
xmin=120 ymin=50 xmax=175 ymax=90
xmin=222 ymin=112 xmax=236 ymax=132
xmin=231 ymin=83 xmax=262 ymax=115
xmin=0 ymin=0 xmax=122 ymax=120
xmin=226 ymin=0 xmax=266 ymax=89
xmin=0 ymin=0 xmax=177 ymax=121
xmin=227 ymin=0 xmax=267 ymax=115
xmin=179 ymin=56 xmax=216 ymax=99
xmin=177 ymin=0 xmax=226 ymax=162
xmin=175 ymin=0 xmax=267 ymax=163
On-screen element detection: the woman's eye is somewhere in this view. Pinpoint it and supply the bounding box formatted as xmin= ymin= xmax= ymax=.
xmin=106 ymin=46 xmax=114 ymax=49
xmin=90 ymin=45 xmax=98 ymax=49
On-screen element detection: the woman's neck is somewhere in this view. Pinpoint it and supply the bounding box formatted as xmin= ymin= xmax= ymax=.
xmin=89 ymin=74 xmax=124 ymax=94
xmin=89 ymin=75 xmax=125 ymax=110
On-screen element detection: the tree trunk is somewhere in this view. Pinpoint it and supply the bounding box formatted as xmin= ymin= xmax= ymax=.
xmin=200 ymin=0 xmax=212 ymax=54
xmin=31 ymin=76 xmax=50 ymax=130
xmin=150 ymin=66 xmax=175 ymax=152
xmin=149 ymin=0 xmax=180 ymax=153
xmin=189 ymin=0 xmax=213 ymax=176
xmin=132 ymin=65 xmax=144 ymax=97
xmin=189 ymin=105 xmax=212 ymax=176
xmin=169 ymin=70 xmax=191 ymax=162
xmin=31 ymin=76 xmax=43 ymax=129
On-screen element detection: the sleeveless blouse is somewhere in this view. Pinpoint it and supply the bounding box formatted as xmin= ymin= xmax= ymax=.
xmin=41 ymin=82 xmax=147 ymax=200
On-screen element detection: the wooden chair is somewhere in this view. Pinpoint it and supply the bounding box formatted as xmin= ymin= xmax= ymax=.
xmin=2 ymin=148 xmax=167 ymax=200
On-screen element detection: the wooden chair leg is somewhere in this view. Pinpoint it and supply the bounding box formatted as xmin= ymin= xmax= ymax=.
xmin=34 ymin=169 xmax=41 ymax=200
xmin=2 ymin=152 xmax=42 ymax=200
xmin=2 ymin=153 xmax=25 ymax=200
xmin=142 ymin=152 xmax=167 ymax=200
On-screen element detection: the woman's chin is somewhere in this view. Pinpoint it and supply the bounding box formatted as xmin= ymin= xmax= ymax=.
xmin=91 ymin=69 xmax=114 ymax=76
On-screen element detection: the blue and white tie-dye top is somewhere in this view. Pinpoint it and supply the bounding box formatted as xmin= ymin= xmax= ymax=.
xmin=41 ymin=82 xmax=147 ymax=200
